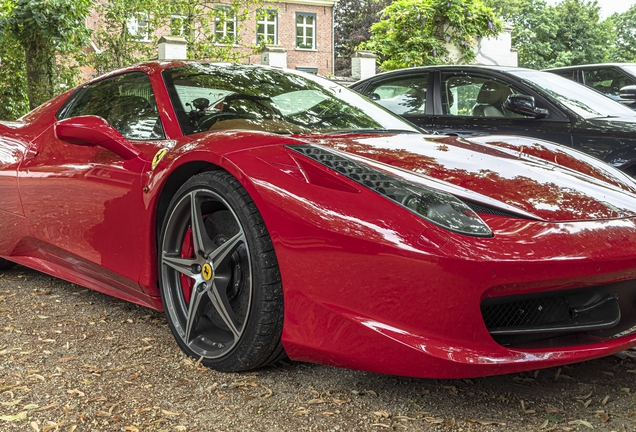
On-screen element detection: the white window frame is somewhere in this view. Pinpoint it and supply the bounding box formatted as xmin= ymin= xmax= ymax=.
xmin=256 ymin=9 xmax=277 ymax=44
xmin=214 ymin=6 xmax=238 ymax=44
xmin=127 ymin=12 xmax=150 ymax=42
xmin=170 ymin=14 xmax=187 ymax=36
xmin=296 ymin=13 xmax=316 ymax=50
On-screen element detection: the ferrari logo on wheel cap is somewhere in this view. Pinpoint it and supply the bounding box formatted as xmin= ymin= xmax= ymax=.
xmin=201 ymin=263 xmax=213 ymax=281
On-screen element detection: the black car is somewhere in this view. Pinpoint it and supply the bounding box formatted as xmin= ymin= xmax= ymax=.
xmin=546 ymin=63 xmax=636 ymax=109
xmin=351 ymin=65 xmax=636 ymax=176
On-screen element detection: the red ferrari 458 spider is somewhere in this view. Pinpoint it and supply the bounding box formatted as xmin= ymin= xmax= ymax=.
xmin=2 ymin=62 xmax=636 ymax=378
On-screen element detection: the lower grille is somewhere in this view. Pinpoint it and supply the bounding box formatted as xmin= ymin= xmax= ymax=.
xmin=483 ymin=296 xmax=572 ymax=332
xmin=480 ymin=281 xmax=636 ymax=347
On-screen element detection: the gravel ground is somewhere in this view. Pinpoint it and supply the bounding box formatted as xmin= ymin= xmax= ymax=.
xmin=1 ymin=266 xmax=636 ymax=432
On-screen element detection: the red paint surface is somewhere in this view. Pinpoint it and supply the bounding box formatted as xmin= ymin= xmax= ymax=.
xmin=2 ymin=62 xmax=636 ymax=378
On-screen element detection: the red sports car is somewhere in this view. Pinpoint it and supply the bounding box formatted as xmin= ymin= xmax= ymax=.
xmin=2 ymin=62 xmax=636 ymax=378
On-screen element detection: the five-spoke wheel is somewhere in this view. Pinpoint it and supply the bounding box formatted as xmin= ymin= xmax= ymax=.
xmin=159 ymin=171 xmax=284 ymax=371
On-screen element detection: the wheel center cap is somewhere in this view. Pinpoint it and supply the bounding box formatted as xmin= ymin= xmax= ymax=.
xmin=201 ymin=263 xmax=213 ymax=281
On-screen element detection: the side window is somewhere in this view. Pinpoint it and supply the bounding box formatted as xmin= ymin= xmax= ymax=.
xmin=440 ymin=72 xmax=531 ymax=118
xmin=361 ymin=75 xmax=428 ymax=115
xmin=582 ymin=68 xmax=636 ymax=98
xmin=62 ymin=72 xmax=165 ymax=141
xmin=551 ymin=70 xmax=577 ymax=81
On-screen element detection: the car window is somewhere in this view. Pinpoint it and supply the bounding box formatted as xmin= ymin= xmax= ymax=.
xmin=582 ymin=68 xmax=636 ymax=99
xmin=62 ymin=72 xmax=165 ymax=141
xmin=360 ymin=75 xmax=428 ymax=115
xmin=550 ymin=69 xmax=577 ymax=81
xmin=440 ymin=72 xmax=531 ymax=118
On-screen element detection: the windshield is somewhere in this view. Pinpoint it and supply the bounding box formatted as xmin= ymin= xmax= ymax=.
xmin=162 ymin=64 xmax=419 ymax=135
xmin=511 ymin=70 xmax=636 ymax=119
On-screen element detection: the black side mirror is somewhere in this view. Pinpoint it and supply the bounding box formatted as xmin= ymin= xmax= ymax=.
xmin=619 ymin=85 xmax=636 ymax=101
xmin=504 ymin=94 xmax=549 ymax=119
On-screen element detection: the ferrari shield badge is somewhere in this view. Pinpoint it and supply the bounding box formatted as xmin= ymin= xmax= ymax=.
xmin=201 ymin=263 xmax=213 ymax=281
xmin=152 ymin=148 xmax=169 ymax=170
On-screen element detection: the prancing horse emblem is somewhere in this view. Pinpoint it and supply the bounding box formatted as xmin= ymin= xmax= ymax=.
xmin=201 ymin=263 xmax=213 ymax=281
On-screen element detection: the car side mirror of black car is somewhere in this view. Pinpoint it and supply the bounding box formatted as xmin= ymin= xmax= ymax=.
xmin=504 ymin=94 xmax=549 ymax=119
xmin=54 ymin=116 xmax=142 ymax=161
xmin=619 ymin=85 xmax=636 ymax=101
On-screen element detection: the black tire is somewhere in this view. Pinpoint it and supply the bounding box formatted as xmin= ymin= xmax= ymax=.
xmin=0 ymin=258 xmax=15 ymax=270
xmin=158 ymin=170 xmax=285 ymax=371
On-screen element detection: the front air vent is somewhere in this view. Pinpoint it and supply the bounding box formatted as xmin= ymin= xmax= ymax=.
xmin=463 ymin=201 xmax=528 ymax=219
xmin=480 ymin=280 xmax=636 ymax=347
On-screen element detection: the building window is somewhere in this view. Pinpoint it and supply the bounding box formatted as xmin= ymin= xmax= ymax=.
xmin=170 ymin=15 xmax=186 ymax=36
xmin=256 ymin=10 xmax=277 ymax=44
xmin=215 ymin=6 xmax=237 ymax=44
xmin=296 ymin=13 xmax=316 ymax=50
xmin=296 ymin=67 xmax=318 ymax=75
xmin=127 ymin=13 xmax=150 ymax=42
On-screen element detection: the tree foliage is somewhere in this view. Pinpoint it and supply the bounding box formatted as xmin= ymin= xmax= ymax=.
xmin=363 ymin=0 xmax=501 ymax=71
xmin=490 ymin=0 xmax=613 ymax=69
xmin=0 ymin=2 xmax=28 ymax=121
xmin=0 ymin=0 xmax=91 ymax=111
xmin=90 ymin=0 xmax=264 ymax=74
xmin=334 ymin=0 xmax=390 ymax=76
xmin=609 ymin=5 xmax=636 ymax=62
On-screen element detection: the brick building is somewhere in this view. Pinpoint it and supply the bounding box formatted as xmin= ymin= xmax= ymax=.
xmin=86 ymin=0 xmax=338 ymax=76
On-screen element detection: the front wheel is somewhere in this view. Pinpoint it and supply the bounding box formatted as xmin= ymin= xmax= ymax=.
xmin=158 ymin=171 xmax=285 ymax=371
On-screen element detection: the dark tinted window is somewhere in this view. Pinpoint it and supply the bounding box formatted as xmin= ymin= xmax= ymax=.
xmin=63 ymin=72 xmax=164 ymax=140
xmin=361 ymin=74 xmax=428 ymax=115
xmin=550 ymin=69 xmax=577 ymax=81
xmin=440 ymin=72 xmax=531 ymax=118
xmin=582 ymin=68 xmax=636 ymax=99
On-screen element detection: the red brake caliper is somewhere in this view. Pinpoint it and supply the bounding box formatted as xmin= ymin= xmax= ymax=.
xmin=180 ymin=228 xmax=195 ymax=303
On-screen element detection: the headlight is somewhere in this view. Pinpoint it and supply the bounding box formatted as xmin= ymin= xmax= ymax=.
xmin=288 ymin=144 xmax=492 ymax=237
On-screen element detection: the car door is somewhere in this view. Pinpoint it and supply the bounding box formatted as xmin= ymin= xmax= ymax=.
xmin=18 ymin=71 xmax=166 ymax=295
xmin=355 ymin=72 xmax=436 ymax=131
xmin=0 ymin=133 xmax=28 ymax=216
xmin=0 ymin=131 xmax=30 ymax=255
xmin=430 ymin=70 xmax=572 ymax=145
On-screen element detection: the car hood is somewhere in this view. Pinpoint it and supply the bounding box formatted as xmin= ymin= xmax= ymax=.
xmin=583 ymin=116 xmax=636 ymax=132
xmin=298 ymin=133 xmax=636 ymax=222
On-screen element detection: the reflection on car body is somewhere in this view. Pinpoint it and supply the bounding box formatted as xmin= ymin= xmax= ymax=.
xmin=351 ymin=65 xmax=636 ymax=176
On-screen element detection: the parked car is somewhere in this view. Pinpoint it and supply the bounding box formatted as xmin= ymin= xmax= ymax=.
xmin=351 ymin=65 xmax=636 ymax=176
xmin=546 ymin=63 xmax=636 ymax=109
xmin=4 ymin=62 xmax=636 ymax=379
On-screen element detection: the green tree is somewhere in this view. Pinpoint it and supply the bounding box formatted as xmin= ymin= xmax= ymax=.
xmin=90 ymin=0 xmax=264 ymax=74
xmin=90 ymin=0 xmax=169 ymax=74
xmin=171 ymin=0 xmax=262 ymax=61
xmin=0 ymin=2 xmax=28 ymax=120
xmin=490 ymin=0 xmax=613 ymax=69
xmin=334 ymin=0 xmax=390 ymax=76
xmin=0 ymin=0 xmax=91 ymax=110
xmin=363 ymin=0 xmax=501 ymax=71
xmin=608 ymin=5 xmax=636 ymax=62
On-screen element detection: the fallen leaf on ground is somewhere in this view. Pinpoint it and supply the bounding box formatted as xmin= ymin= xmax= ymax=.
xmin=466 ymin=418 xmax=506 ymax=426
xmin=568 ymin=419 xmax=594 ymax=429
xmin=0 ymin=412 xmax=27 ymax=421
